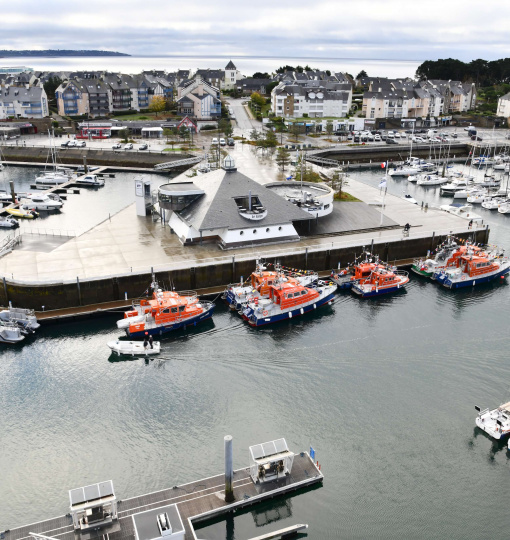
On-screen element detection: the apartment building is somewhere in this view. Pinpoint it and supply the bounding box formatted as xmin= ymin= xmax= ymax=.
xmin=176 ymin=77 xmax=221 ymax=120
xmin=0 ymin=84 xmax=49 ymax=119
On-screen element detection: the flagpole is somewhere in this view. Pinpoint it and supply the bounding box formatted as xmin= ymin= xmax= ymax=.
xmin=379 ymin=161 xmax=388 ymax=225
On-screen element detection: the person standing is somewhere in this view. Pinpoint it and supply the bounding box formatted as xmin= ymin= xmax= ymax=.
xmin=149 ymin=335 xmax=154 ymax=349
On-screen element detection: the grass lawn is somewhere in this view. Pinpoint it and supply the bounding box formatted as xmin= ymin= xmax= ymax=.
xmin=334 ymin=191 xmax=361 ymax=202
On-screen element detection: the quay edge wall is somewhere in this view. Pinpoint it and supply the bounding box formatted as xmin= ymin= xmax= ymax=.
xmin=0 ymin=147 xmax=192 ymax=169
xmin=0 ymin=229 xmax=488 ymax=311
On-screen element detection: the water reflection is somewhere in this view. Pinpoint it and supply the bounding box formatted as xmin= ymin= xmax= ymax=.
xmin=471 ymin=427 xmax=509 ymax=461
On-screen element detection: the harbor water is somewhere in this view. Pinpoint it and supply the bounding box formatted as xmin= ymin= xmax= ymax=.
xmin=2 ymin=167 xmax=510 ymax=538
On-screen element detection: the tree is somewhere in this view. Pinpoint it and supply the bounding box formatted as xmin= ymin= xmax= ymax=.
xmin=253 ymin=72 xmax=270 ymax=79
xmin=119 ymin=128 xmax=129 ymax=142
xmin=326 ymin=120 xmax=334 ymax=137
xmin=356 ymin=70 xmax=368 ymax=79
xmin=148 ymin=95 xmax=166 ymax=116
xmin=43 ymin=76 xmax=62 ymax=111
xmin=289 ymin=122 xmax=303 ymax=142
xmin=275 ymin=147 xmax=291 ymax=170
xmin=264 ymin=129 xmax=278 ymax=148
xmin=266 ymin=81 xmax=279 ymax=95
xmin=250 ymin=92 xmax=266 ymax=107
xmin=250 ymin=129 xmax=260 ymax=142
xmin=331 ymin=170 xmax=347 ymax=199
xmin=219 ymin=119 xmax=233 ymax=138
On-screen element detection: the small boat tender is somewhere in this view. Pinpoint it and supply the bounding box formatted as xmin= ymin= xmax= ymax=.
xmin=107 ymin=340 xmax=161 ymax=356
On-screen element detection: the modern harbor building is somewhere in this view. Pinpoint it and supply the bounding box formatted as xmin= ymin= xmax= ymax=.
xmin=158 ymin=157 xmax=314 ymax=249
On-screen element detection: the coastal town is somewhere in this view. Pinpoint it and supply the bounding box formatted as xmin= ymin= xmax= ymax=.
xmin=2 ymin=30 xmax=510 ymax=540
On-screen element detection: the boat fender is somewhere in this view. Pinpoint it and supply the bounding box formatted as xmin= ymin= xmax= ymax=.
xmin=461 ymin=275 xmax=466 ymax=281
xmin=262 ymin=310 xmax=268 ymax=316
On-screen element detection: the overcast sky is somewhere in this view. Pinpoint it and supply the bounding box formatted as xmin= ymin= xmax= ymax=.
xmin=2 ymin=0 xmax=509 ymax=62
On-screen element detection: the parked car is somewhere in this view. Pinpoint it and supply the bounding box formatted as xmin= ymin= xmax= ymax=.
xmin=394 ymin=132 xmax=401 ymax=138
xmin=227 ymin=138 xmax=235 ymax=146
xmin=61 ymin=141 xmax=70 ymax=148
xmin=347 ymin=134 xmax=353 ymax=140
xmin=451 ymin=133 xmax=458 ymax=138
xmin=124 ymin=143 xmax=133 ymax=150
xmin=374 ymin=134 xmax=381 ymax=142
xmin=76 ymin=141 xmax=86 ymax=147
xmin=471 ymin=135 xmax=483 ymax=141
xmin=353 ymin=136 xmax=360 ymax=143
xmin=211 ymin=137 xmax=219 ymax=145
xmin=112 ymin=143 xmax=121 ymax=149
xmin=386 ymin=138 xmax=398 ymax=144
xmin=219 ymin=138 xmax=226 ymax=146
xmin=415 ymin=137 xmax=426 ymax=143
xmin=67 ymin=140 xmax=77 ymax=147
xmin=139 ymin=144 xmax=148 ymax=150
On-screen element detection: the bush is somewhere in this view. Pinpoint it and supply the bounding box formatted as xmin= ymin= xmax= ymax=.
xmin=200 ymin=124 xmax=218 ymax=131
xmin=256 ymin=114 xmax=262 ymax=121
xmin=302 ymin=113 xmax=309 ymax=118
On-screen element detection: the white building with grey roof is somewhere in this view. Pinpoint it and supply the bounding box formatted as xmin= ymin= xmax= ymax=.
xmin=158 ymin=157 xmax=312 ymax=249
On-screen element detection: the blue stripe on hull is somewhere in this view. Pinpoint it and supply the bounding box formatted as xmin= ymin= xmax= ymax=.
xmin=127 ymin=306 xmax=215 ymax=338
xmin=352 ymin=285 xmax=404 ymax=298
xmin=245 ymin=292 xmax=336 ymax=327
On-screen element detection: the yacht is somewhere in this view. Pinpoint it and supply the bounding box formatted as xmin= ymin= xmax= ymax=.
xmin=439 ymin=203 xmax=482 ymax=222
xmin=20 ymin=193 xmax=63 ymax=211
xmin=475 ymin=402 xmax=510 ymax=439
xmin=0 ymin=216 xmax=19 ymax=228
xmin=76 ymin=174 xmax=105 ymax=187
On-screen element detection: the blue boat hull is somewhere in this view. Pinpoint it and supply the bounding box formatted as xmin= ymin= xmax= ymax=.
xmin=243 ymin=292 xmax=336 ymax=327
xmin=127 ymin=305 xmax=216 ymax=338
xmin=435 ymin=267 xmax=510 ymax=289
xmin=351 ymin=284 xmax=405 ymax=298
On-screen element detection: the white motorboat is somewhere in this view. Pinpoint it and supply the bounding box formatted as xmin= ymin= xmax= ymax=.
xmin=474 ymin=177 xmax=501 ymax=188
xmin=493 ymin=163 xmax=510 ymax=172
xmin=475 ymin=402 xmax=510 ymax=439
xmin=467 ymin=193 xmax=492 ymax=204
xmin=0 ymin=306 xmax=40 ymax=332
xmin=498 ymin=202 xmax=510 ymax=214
xmin=453 ymin=188 xmax=484 ymax=200
xmin=20 ymin=193 xmax=63 ymax=211
xmin=481 ymin=198 xmax=506 ymax=210
xmin=389 ymin=165 xmax=422 ymax=177
xmin=439 ymin=203 xmax=483 ymax=221
xmin=107 ymin=340 xmax=161 ymax=356
xmin=0 ymin=216 xmax=19 ymax=228
xmin=417 ymin=175 xmax=448 ymax=186
xmin=0 ymin=190 xmax=15 ymax=204
xmin=76 ymin=174 xmax=105 ymax=187
xmin=407 ymin=174 xmax=419 ymax=183
xmin=440 ymin=179 xmax=472 ymax=195
xmin=0 ymin=322 xmax=25 ymax=343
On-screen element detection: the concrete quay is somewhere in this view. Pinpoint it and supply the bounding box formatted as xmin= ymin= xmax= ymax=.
xmin=0 ymin=102 xmax=485 ymax=311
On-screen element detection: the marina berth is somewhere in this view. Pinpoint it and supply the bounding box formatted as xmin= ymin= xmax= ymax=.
xmin=475 ymin=402 xmax=510 ymax=439
xmin=116 ymin=279 xmax=215 ymax=338
xmin=0 ymin=306 xmax=40 ymax=333
xmin=439 ymin=203 xmax=482 ymax=222
xmin=433 ymin=245 xmax=510 ymax=289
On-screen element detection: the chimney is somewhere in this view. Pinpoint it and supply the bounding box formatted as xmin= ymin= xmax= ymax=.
xmin=224 ymin=435 xmax=234 ymax=502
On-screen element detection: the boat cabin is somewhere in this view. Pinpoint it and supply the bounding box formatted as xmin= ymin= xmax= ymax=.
xmin=132 ymin=503 xmax=185 ymax=540
xmin=269 ymin=281 xmax=318 ymax=309
xmin=461 ymin=255 xmax=497 ymax=277
xmin=251 ymin=270 xmax=279 ymax=296
xmin=249 ymin=438 xmax=294 ymax=484
xmin=69 ymin=480 xmax=118 ymax=531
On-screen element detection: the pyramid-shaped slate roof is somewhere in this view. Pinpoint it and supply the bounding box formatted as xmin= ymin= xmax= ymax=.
xmin=225 ymin=60 xmax=237 ymax=70
xmin=174 ymin=169 xmax=311 ymax=231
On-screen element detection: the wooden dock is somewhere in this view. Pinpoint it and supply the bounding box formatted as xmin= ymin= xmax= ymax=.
xmin=4 ymin=453 xmax=323 ymax=540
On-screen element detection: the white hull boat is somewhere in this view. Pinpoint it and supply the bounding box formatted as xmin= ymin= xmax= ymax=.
xmin=76 ymin=174 xmax=105 ymax=187
xmin=107 ymin=340 xmax=161 ymax=356
xmin=402 ymin=194 xmax=418 ymax=204
xmin=439 ymin=203 xmax=483 ymax=221
xmin=35 ymin=172 xmax=69 ymax=185
xmin=498 ymin=202 xmax=510 ymax=214
xmin=0 ymin=307 xmax=40 ymax=332
xmin=389 ymin=166 xmax=421 ymax=177
xmin=20 ymin=193 xmax=63 ymax=211
xmin=0 ymin=216 xmax=19 ymax=228
xmin=475 ymin=402 xmax=510 ymax=439
xmin=481 ymin=198 xmax=506 ymax=210
xmin=417 ymin=175 xmax=448 ymax=186
xmin=0 ymin=322 xmax=25 ymax=343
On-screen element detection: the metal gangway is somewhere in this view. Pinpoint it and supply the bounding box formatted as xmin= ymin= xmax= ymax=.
xmin=154 ymin=156 xmax=202 ymax=170
xmin=305 ymin=155 xmax=341 ymax=167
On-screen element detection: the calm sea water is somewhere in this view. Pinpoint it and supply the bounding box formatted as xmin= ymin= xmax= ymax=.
xmin=2 ymin=167 xmax=510 ymax=539
xmin=0 ymin=55 xmax=421 ymax=79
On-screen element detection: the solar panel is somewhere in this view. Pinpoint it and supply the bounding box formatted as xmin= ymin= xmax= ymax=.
xmin=250 ymin=444 xmax=264 ymax=459
xmin=262 ymin=441 xmax=276 ymax=457
xmin=99 ymin=480 xmax=114 ymax=498
xmin=274 ymin=438 xmax=288 ymax=453
xmin=69 ymin=487 xmax=85 ymax=506
xmin=84 ymin=484 xmax=100 ymax=502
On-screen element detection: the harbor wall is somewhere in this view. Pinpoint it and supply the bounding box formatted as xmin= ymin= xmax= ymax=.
xmin=0 ymin=146 xmax=192 ymax=169
xmin=0 ymin=228 xmax=489 ymax=311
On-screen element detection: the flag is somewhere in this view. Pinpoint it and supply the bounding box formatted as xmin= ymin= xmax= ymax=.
xmin=379 ymin=178 xmax=387 ymax=189
xmin=381 ymin=161 xmax=387 ymax=169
